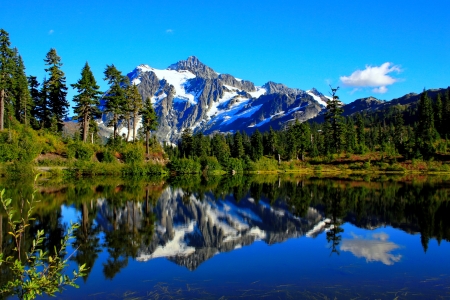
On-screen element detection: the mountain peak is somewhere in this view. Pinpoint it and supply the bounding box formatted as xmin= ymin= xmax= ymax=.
xmin=168 ymin=56 xmax=218 ymax=79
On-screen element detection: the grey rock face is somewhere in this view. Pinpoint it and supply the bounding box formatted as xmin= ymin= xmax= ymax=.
xmin=168 ymin=56 xmax=218 ymax=79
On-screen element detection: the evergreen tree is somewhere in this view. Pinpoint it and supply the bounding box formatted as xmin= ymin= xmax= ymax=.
xmin=128 ymin=84 xmax=143 ymax=142
xmin=392 ymin=110 xmax=404 ymax=152
xmin=294 ymin=121 xmax=311 ymax=161
xmin=434 ymin=93 xmax=443 ymax=135
xmin=11 ymin=51 xmax=32 ymax=126
xmin=141 ymin=97 xmax=158 ymax=155
xmin=180 ymin=128 xmax=193 ymax=158
xmin=355 ymin=113 xmax=366 ymax=151
xmin=103 ymin=64 xmax=126 ymax=139
xmin=43 ymin=48 xmax=69 ymax=132
xmin=416 ymin=90 xmax=435 ymax=159
xmin=232 ymin=131 xmax=245 ymax=159
xmin=265 ymin=126 xmax=278 ymax=157
xmin=443 ymin=90 xmax=450 ymax=137
xmin=28 ymin=75 xmax=41 ymax=128
xmin=344 ymin=117 xmax=357 ymax=153
xmin=324 ymin=86 xmax=344 ymax=153
xmin=71 ymin=62 xmax=102 ymax=143
xmin=0 ymin=29 xmax=15 ymax=131
xmin=211 ymin=134 xmax=231 ymax=164
xmin=250 ymin=129 xmax=263 ymax=161
xmin=192 ymin=132 xmax=209 ymax=158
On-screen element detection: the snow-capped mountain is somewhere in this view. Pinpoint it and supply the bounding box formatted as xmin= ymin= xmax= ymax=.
xmin=100 ymin=56 xmax=329 ymax=142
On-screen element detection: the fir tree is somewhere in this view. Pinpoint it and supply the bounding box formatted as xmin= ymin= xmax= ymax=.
xmin=141 ymin=97 xmax=158 ymax=155
xmin=250 ymin=129 xmax=263 ymax=161
xmin=265 ymin=126 xmax=278 ymax=157
xmin=71 ymin=62 xmax=102 ymax=143
xmin=233 ymin=131 xmax=245 ymax=159
xmin=44 ymin=48 xmax=69 ymax=132
xmin=416 ymin=90 xmax=435 ymax=159
xmin=128 ymin=84 xmax=143 ymax=142
xmin=103 ymin=64 xmax=126 ymax=139
xmin=0 ymin=29 xmax=15 ymax=130
xmin=28 ymin=75 xmax=41 ymax=128
xmin=180 ymin=128 xmax=193 ymax=158
xmin=355 ymin=113 xmax=365 ymax=151
xmin=324 ymin=86 xmax=344 ymax=153
xmin=12 ymin=52 xmax=32 ymax=126
xmin=434 ymin=93 xmax=443 ymax=135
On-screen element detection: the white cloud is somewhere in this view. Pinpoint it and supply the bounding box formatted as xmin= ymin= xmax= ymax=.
xmin=166 ymin=29 xmax=173 ymax=34
xmin=340 ymin=62 xmax=401 ymax=93
xmin=48 ymin=29 xmax=54 ymax=35
xmin=340 ymin=232 xmax=402 ymax=265
xmin=372 ymin=86 xmax=388 ymax=94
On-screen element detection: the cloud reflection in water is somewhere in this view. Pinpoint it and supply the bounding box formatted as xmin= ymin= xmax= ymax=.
xmin=340 ymin=232 xmax=402 ymax=265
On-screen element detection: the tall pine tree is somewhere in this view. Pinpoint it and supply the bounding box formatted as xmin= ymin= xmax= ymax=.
xmin=103 ymin=64 xmax=126 ymax=139
xmin=71 ymin=62 xmax=102 ymax=143
xmin=0 ymin=29 xmax=15 ymax=131
xmin=141 ymin=97 xmax=158 ymax=155
xmin=44 ymin=48 xmax=69 ymax=132
xmin=416 ymin=90 xmax=435 ymax=159
xmin=324 ymin=86 xmax=344 ymax=153
xmin=12 ymin=52 xmax=32 ymax=126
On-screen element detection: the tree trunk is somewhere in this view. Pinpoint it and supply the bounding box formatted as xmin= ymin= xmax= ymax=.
xmin=126 ymin=116 xmax=131 ymax=142
xmin=132 ymin=112 xmax=137 ymax=142
xmin=0 ymin=89 xmax=4 ymax=131
xmin=113 ymin=114 xmax=118 ymax=139
xmin=146 ymin=130 xmax=150 ymax=155
xmin=83 ymin=115 xmax=89 ymax=143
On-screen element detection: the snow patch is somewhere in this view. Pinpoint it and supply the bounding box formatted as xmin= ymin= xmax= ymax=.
xmin=307 ymin=90 xmax=328 ymax=107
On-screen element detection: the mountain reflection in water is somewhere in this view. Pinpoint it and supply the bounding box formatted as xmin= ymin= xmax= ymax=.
xmin=1 ymin=175 xmax=450 ymax=299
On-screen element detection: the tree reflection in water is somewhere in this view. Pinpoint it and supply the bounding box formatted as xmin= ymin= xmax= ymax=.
xmin=1 ymin=174 xmax=450 ymax=283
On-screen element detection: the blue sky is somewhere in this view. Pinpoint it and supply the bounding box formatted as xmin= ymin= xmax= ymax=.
xmin=3 ymin=0 xmax=449 ymax=113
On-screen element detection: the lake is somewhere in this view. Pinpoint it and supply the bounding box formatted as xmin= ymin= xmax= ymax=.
xmin=1 ymin=174 xmax=450 ymax=299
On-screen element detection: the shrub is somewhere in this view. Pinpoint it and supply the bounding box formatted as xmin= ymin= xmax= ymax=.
xmin=121 ymin=144 xmax=144 ymax=164
xmin=168 ymin=158 xmax=201 ymax=174
xmin=67 ymin=142 xmax=95 ymax=161
xmin=200 ymin=156 xmax=222 ymax=173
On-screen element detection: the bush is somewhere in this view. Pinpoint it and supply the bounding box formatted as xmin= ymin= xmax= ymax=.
xmin=67 ymin=142 xmax=95 ymax=161
xmin=168 ymin=158 xmax=201 ymax=174
xmin=248 ymin=157 xmax=278 ymax=172
xmin=121 ymin=144 xmax=144 ymax=164
xmin=225 ymin=157 xmax=244 ymax=173
xmin=200 ymin=156 xmax=222 ymax=173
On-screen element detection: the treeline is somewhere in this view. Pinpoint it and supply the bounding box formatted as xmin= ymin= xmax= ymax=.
xmin=168 ymin=87 xmax=450 ymax=172
xmin=0 ymin=29 xmax=158 ymax=145
xmin=1 ymin=29 xmax=164 ymax=171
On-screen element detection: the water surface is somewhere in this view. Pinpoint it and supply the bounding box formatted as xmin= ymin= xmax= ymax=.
xmin=1 ymin=175 xmax=450 ymax=299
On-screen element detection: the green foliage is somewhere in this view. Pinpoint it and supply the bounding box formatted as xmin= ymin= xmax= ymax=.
xmin=121 ymin=143 xmax=144 ymax=164
xmin=224 ymin=157 xmax=244 ymax=173
xmin=199 ymin=156 xmax=222 ymax=173
xmin=43 ymin=48 xmax=69 ymax=131
xmin=71 ymin=62 xmax=102 ymax=142
xmin=67 ymin=141 xmax=95 ymax=161
xmin=168 ymin=158 xmax=201 ymax=174
xmin=0 ymin=180 xmax=87 ymax=299
xmin=248 ymin=156 xmax=279 ymax=172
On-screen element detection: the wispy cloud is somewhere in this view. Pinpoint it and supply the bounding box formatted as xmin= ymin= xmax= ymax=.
xmin=340 ymin=62 xmax=401 ymax=94
xmin=48 ymin=29 xmax=54 ymax=35
xmin=341 ymin=232 xmax=402 ymax=265
xmin=165 ymin=29 xmax=173 ymax=34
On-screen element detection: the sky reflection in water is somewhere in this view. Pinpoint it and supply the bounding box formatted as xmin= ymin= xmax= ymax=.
xmin=2 ymin=176 xmax=450 ymax=299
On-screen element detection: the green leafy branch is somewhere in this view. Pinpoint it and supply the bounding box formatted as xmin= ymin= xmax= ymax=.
xmin=0 ymin=175 xmax=87 ymax=300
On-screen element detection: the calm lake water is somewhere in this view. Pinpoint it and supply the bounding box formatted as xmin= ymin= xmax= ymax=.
xmin=1 ymin=174 xmax=450 ymax=299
